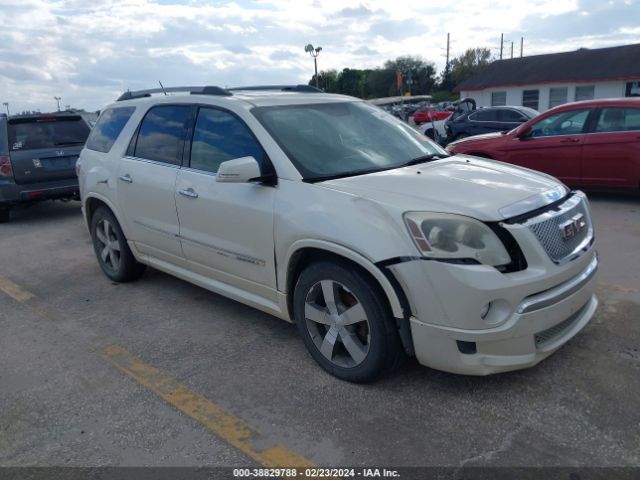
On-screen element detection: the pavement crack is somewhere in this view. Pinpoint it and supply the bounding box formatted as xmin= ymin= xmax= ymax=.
xmin=453 ymin=425 xmax=524 ymax=477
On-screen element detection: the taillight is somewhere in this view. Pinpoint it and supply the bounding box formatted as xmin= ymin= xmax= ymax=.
xmin=75 ymin=159 xmax=81 ymax=177
xmin=0 ymin=155 xmax=12 ymax=178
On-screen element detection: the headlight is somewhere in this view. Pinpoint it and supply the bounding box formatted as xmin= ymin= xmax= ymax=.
xmin=404 ymin=212 xmax=511 ymax=266
xmin=445 ymin=144 xmax=455 ymax=153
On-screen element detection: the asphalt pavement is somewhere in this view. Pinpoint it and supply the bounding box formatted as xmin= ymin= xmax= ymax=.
xmin=0 ymin=193 xmax=639 ymax=475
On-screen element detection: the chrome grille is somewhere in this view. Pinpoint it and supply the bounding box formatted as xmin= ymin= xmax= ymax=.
xmin=525 ymin=193 xmax=593 ymax=264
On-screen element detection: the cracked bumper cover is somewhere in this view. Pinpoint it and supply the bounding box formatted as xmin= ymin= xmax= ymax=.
xmin=388 ymin=250 xmax=598 ymax=375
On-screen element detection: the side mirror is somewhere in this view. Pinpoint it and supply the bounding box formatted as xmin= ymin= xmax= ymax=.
xmin=216 ymin=156 xmax=262 ymax=183
xmin=515 ymin=126 xmax=531 ymax=139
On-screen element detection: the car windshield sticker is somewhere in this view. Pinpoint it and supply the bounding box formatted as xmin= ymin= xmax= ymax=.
xmin=12 ymin=141 xmax=23 ymax=150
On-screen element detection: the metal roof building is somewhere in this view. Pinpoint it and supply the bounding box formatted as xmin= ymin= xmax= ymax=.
xmin=455 ymin=43 xmax=640 ymax=112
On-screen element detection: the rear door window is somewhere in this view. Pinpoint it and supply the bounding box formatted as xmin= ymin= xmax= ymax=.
xmin=470 ymin=109 xmax=498 ymax=121
xmin=595 ymin=108 xmax=640 ymax=132
xmin=8 ymin=116 xmax=90 ymax=151
xmin=499 ymin=109 xmax=527 ymax=122
xmin=86 ymin=107 xmax=136 ymax=153
xmin=132 ymin=105 xmax=192 ymax=165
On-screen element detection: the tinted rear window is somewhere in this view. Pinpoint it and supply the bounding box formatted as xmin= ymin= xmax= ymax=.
xmin=86 ymin=107 xmax=136 ymax=153
xmin=8 ymin=116 xmax=90 ymax=151
xmin=470 ymin=109 xmax=498 ymax=121
xmin=0 ymin=119 xmax=8 ymax=154
xmin=499 ymin=109 xmax=527 ymax=122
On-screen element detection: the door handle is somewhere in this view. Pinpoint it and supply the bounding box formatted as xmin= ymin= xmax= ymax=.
xmin=560 ymin=138 xmax=580 ymax=143
xmin=178 ymin=188 xmax=199 ymax=199
xmin=119 ymin=174 xmax=133 ymax=183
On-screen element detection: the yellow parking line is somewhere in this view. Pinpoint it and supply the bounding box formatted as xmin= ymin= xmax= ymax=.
xmin=1 ymin=274 xmax=316 ymax=473
xmin=0 ymin=275 xmax=35 ymax=302
xmin=103 ymin=344 xmax=316 ymax=472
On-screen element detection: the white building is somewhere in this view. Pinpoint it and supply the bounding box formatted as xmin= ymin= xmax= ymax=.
xmin=456 ymin=43 xmax=640 ymax=113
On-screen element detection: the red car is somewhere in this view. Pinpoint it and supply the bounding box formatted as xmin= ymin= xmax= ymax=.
xmin=446 ymin=98 xmax=640 ymax=190
xmin=413 ymin=107 xmax=452 ymax=125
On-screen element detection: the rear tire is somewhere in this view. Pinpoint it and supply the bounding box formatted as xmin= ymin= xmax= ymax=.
xmin=293 ymin=261 xmax=405 ymax=383
xmin=90 ymin=207 xmax=145 ymax=282
xmin=0 ymin=206 xmax=10 ymax=223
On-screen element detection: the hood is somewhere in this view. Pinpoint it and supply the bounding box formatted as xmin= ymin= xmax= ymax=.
xmin=449 ymin=131 xmax=506 ymax=147
xmin=319 ymin=156 xmax=567 ymax=221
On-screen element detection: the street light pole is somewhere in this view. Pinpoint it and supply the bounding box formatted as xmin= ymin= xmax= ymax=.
xmin=2 ymin=102 xmax=9 ymax=116
xmin=54 ymin=96 xmax=62 ymax=112
xmin=304 ymin=44 xmax=322 ymax=89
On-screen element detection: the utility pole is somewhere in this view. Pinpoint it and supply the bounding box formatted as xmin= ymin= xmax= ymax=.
xmin=520 ymin=37 xmax=524 ymax=57
xmin=446 ymin=32 xmax=450 ymax=71
xmin=54 ymin=96 xmax=62 ymax=112
xmin=511 ymin=42 xmax=514 ymax=59
xmin=500 ymin=33 xmax=504 ymax=60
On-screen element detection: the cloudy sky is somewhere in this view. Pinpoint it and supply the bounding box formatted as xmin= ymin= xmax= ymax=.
xmin=0 ymin=0 xmax=638 ymax=113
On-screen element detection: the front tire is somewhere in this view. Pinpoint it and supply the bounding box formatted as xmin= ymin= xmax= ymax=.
xmin=90 ymin=207 xmax=145 ymax=282
xmin=293 ymin=261 xmax=405 ymax=383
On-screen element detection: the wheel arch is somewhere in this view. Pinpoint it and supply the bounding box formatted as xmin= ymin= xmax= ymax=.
xmin=84 ymin=193 xmax=128 ymax=236
xmin=282 ymin=240 xmax=405 ymax=321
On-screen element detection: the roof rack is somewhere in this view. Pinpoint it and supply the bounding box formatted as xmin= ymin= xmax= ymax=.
xmin=228 ymin=85 xmax=322 ymax=93
xmin=117 ymin=86 xmax=232 ymax=102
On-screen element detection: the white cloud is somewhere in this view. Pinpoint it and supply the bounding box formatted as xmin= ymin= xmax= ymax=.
xmin=0 ymin=0 xmax=638 ymax=113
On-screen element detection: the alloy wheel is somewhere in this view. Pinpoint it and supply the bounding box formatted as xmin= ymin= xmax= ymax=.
xmin=95 ymin=219 xmax=121 ymax=272
xmin=304 ymin=280 xmax=371 ymax=368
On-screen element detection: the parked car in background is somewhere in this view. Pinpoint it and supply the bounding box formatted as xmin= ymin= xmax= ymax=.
xmin=0 ymin=112 xmax=91 ymax=222
xmin=412 ymin=105 xmax=453 ymax=125
xmin=418 ymin=119 xmax=448 ymax=143
xmin=446 ymin=98 xmax=640 ymax=190
xmin=444 ymin=106 xmax=539 ymax=142
xmin=79 ymin=85 xmax=598 ymax=383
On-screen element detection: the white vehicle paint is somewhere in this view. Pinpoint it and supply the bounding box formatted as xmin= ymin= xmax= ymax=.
xmin=78 ymin=86 xmax=598 ymax=382
xmin=417 ymin=119 xmax=447 ymax=142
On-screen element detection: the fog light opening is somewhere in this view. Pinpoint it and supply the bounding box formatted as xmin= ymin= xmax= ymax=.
xmin=480 ymin=302 xmax=492 ymax=320
xmin=456 ymin=340 xmax=477 ymax=355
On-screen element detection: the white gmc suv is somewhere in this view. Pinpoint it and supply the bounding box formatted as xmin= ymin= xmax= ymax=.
xmin=78 ymin=85 xmax=598 ymax=382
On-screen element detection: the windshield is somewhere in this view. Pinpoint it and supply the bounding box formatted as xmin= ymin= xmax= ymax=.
xmin=8 ymin=116 xmax=90 ymax=151
xmin=252 ymin=101 xmax=447 ymax=181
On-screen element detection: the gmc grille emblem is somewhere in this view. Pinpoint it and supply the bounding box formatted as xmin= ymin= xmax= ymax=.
xmin=559 ymin=214 xmax=586 ymax=241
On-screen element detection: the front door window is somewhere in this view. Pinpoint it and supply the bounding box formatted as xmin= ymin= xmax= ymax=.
xmin=529 ymin=109 xmax=590 ymax=137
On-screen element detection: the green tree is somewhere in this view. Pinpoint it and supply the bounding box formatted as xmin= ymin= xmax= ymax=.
xmin=383 ymin=56 xmax=436 ymax=95
xmin=449 ymin=48 xmax=492 ymax=87
xmin=335 ymin=68 xmax=365 ymax=97
xmin=438 ymin=63 xmax=454 ymax=92
xmin=307 ymin=55 xmax=438 ymax=99
xmin=366 ymin=68 xmax=396 ymax=98
xmin=310 ymin=69 xmax=339 ymax=92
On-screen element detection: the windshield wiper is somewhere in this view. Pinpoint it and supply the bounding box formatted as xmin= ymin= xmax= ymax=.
xmin=54 ymin=141 xmax=85 ymax=146
xmin=304 ymin=167 xmax=390 ymax=183
xmin=401 ymin=153 xmax=450 ymax=167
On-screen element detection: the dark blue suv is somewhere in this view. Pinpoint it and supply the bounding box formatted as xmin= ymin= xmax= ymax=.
xmin=0 ymin=113 xmax=90 ymax=222
xmin=444 ymin=106 xmax=538 ymax=142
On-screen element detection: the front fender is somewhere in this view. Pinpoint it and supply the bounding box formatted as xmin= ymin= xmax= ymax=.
xmin=281 ymin=238 xmax=405 ymax=319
